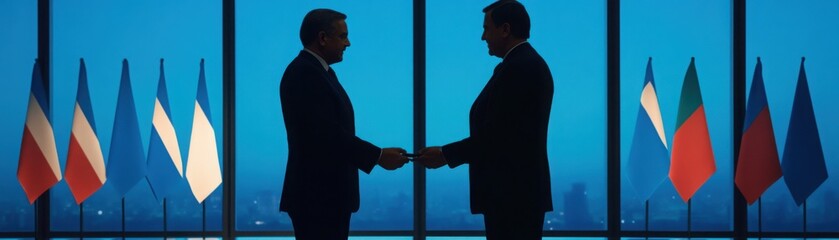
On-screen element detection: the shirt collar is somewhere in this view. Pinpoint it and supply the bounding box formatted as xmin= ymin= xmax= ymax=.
xmin=503 ymin=41 xmax=528 ymax=60
xmin=303 ymin=48 xmax=330 ymax=71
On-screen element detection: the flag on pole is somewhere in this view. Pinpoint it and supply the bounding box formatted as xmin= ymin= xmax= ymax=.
xmin=146 ymin=59 xmax=184 ymax=202
xmin=17 ymin=59 xmax=62 ymax=204
xmin=782 ymin=57 xmax=827 ymax=206
xmin=186 ymin=59 xmax=222 ymax=203
xmin=146 ymin=59 xmax=183 ymax=201
xmin=735 ymin=58 xmax=782 ymax=205
xmin=64 ymin=59 xmax=107 ymax=204
xmin=627 ymin=58 xmax=670 ymax=201
xmin=670 ymin=58 xmax=716 ymax=202
xmin=106 ymin=59 xmax=147 ymax=197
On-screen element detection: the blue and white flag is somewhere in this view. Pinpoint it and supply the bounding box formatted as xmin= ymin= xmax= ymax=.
xmin=146 ymin=59 xmax=183 ymax=202
xmin=627 ymin=58 xmax=670 ymax=201
xmin=186 ymin=59 xmax=222 ymax=203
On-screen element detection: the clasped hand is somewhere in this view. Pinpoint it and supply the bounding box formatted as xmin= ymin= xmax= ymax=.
xmin=377 ymin=147 xmax=409 ymax=170
xmin=377 ymin=147 xmax=447 ymax=170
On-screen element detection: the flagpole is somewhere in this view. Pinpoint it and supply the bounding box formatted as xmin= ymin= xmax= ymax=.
xmin=80 ymin=202 xmax=84 ymax=238
xmin=645 ymin=200 xmax=649 ymax=240
xmin=163 ymin=198 xmax=168 ymax=239
xmin=758 ymin=197 xmax=763 ymax=240
xmin=687 ymin=199 xmax=692 ymax=239
xmin=803 ymin=200 xmax=807 ymax=240
xmin=202 ymin=201 xmax=206 ymax=240
xmin=122 ymin=198 xmax=126 ymax=240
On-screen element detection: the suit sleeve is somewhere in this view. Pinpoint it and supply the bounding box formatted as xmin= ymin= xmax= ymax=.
xmin=442 ymin=136 xmax=476 ymax=168
xmin=281 ymin=68 xmax=381 ymax=173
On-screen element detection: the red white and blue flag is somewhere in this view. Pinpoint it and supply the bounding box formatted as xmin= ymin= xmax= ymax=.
xmin=64 ymin=59 xmax=107 ymax=204
xmin=17 ymin=59 xmax=62 ymax=204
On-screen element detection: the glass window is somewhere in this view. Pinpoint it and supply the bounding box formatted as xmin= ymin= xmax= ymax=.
xmin=426 ymin=0 xmax=607 ymax=231
xmin=235 ymin=0 xmax=414 ymax=231
xmin=747 ymin=239 xmax=806 ymax=240
xmin=621 ymin=0 xmax=733 ymax=231
xmin=747 ymin=0 xmax=839 ymax=233
xmin=623 ymin=238 xmax=731 ymax=240
xmin=430 ymin=238 xmax=605 ymax=240
xmin=0 ymin=0 xmax=37 ymax=233
xmin=56 ymin=238 xmax=164 ymax=240
xmin=238 ymin=238 xmax=410 ymax=240
xmin=529 ymin=0 xmax=608 ymax=231
xmin=51 ymin=0 xmax=222 ymax=232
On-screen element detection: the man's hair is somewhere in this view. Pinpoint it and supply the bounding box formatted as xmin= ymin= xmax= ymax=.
xmin=483 ymin=1 xmax=530 ymax=39
xmin=300 ymin=9 xmax=347 ymax=46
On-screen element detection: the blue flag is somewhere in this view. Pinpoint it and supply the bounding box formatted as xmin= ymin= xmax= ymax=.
xmin=782 ymin=57 xmax=827 ymax=206
xmin=107 ymin=59 xmax=147 ymax=197
xmin=627 ymin=58 xmax=670 ymax=201
xmin=146 ymin=59 xmax=184 ymax=202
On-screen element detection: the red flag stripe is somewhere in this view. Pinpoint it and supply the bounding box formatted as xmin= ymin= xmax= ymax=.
xmin=17 ymin=126 xmax=60 ymax=204
xmin=735 ymin=107 xmax=782 ymax=204
xmin=65 ymin=133 xmax=105 ymax=204
xmin=670 ymin=105 xmax=716 ymax=202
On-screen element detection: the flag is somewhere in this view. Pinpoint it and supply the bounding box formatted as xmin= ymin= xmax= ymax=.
xmin=670 ymin=57 xmax=716 ymax=202
xmin=627 ymin=58 xmax=670 ymax=201
xmin=782 ymin=57 xmax=827 ymax=206
xmin=735 ymin=58 xmax=782 ymax=205
xmin=17 ymin=59 xmax=62 ymax=204
xmin=64 ymin=59 xmax=107 ymax=204
xmin=146 ymin=59 xmax=184 ymax=202
xmin=186 ymin=59 xmax=222 ymax=203
xmin=106 ymin=59 xmax=147 ymax=197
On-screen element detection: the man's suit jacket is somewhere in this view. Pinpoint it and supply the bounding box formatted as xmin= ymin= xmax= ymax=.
xmin=279 ymin=51 xmax=381 ymax=213
xmin=442 ymin=42 xmax=554 ymax=214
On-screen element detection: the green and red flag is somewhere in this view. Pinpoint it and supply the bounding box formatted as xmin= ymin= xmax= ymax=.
xmin=669 ymin=58 xmax=716 ymax=202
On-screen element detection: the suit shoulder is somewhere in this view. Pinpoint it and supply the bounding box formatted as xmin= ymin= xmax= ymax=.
xmin=508 ymin=49 xmax=550 ymax=75
xmin=283 ymin=56 xmax=315 ymax=76
xmin=281 ymin=59 xmax=325 ymax=95
xmin=523 ymin=47 xmax=550 ymax=67
xmin=282 ymin=57 xmax=322 ymax=82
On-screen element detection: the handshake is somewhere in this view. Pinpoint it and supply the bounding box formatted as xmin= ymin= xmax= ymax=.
xmin=377 ymin=147 xmax=447 ymax=170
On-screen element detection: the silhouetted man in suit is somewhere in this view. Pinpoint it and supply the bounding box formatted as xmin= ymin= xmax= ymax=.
xmin=279 ymin=9 xmax=409 ymax=240
xmin=416 ymin=1 xmax=554 ymax=239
